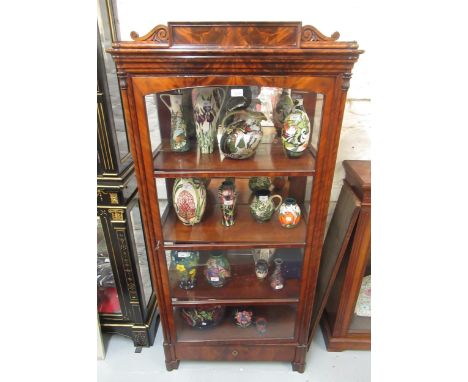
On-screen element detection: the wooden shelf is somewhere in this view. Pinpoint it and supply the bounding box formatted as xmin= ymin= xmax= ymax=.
xmin=163 ymin=204 xmax=307 ymax=249
xmin=170 ymin=254 xmax=300 ymax=305
xmin=175 ymin=304 xmax=297 ymax=342
xmin=153 ymin=139 xmax=316 ymax=178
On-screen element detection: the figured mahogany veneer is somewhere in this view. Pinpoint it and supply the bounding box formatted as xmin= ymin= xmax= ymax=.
xmin=109 ymin=22 xmax=363 ymax=372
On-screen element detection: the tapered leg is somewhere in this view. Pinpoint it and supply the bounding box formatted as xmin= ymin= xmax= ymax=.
xmin=292 ymin=361 xmax=306 ymax=373
xmin=165 ymin=360 xmax=180 ymax=371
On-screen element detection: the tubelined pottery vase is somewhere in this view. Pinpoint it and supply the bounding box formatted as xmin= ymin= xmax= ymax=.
xmin=171 ymin=250 xmax=199 ymax=290
xmin=192 ymin=87 xmax=226 ymax=154
xmin=278 ymin=197 xmax=301 ymax=228
xmin=219 ymin=110 xmax=266 ymax=159
xmin=172 ymin=178 xmax=207 ymax=226
xmin=205 ymin=252 xmax=231 ymax=287
xmin=272 ymin=89 xmax=294 ymax=137
xmin=232 ymin=307 xmax=254 ymax=328
xmin=270 ymin=258 xmax=285 ymax=290
xmin=248 ymin=176 xmax=272 ymax=192
xmin=218 ymin=179 xmax=238 ymax=227
xmin=160 ymin=93 xmax=190 ymax=152
xmin=249 ymin=189 xmax=282 ymax=222
xmin=180 ymin=305 xmax=225 ymax=329
xmin=252 ymin=248 xmax=275 ymax=280
xmin=281 ymin=99 xmax=311 ymax=158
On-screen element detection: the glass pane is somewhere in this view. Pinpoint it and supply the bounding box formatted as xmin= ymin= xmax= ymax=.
xmin=97 ymin=217 xmax=121 ymax=314
xmin=145 ymin=86 xmax=323 ymax=175
xmin=174 ymin=304 xmax=297 ymax=341
xmin=158 ymin=176 xmax=312 ymax=247
xmin=166 ymin=248 xmax=303 ymax=303
xmin=129 ymin=196 xmax=153 ymax=306
xmin=350 ymin=258 xmax=371 ymax=333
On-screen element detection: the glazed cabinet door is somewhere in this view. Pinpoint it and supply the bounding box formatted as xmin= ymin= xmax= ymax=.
xmin=132 ymin=78 xmax=331 ymax=346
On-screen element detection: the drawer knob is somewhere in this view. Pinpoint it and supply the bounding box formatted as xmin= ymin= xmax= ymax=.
xmin=232 ymin=350 xmax=238 ymax=356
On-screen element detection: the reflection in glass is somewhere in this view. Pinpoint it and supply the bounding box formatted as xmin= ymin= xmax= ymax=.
xmin=97 ymin=217 xmax=121 ymax=314
xmin=129 ymin=198 xmax=153 ymax=306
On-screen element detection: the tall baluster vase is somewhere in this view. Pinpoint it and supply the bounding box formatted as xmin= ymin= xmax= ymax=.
xmin=160 ymin=93 xmax=190 ymax=152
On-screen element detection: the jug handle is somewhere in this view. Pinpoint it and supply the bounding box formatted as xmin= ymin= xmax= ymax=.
xmin=270 ymin=195 xmax=283 ymax=211
xmin=159 ymin=94 xmax=172 ymax=111
xmin=221 ymin=110 xmax=239 ymax=130
xmin=214 ymin=87 xmax=227 ymax=112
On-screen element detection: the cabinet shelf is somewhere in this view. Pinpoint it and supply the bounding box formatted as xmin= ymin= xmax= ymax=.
xmin=174 ymin=304 xmax=297 ymax=342
xmin=163 ymin=204 xmax=307 ymax=249
xmin=170 ymin=260 xmax=300 ymax=306
xmin=153 ymin=139 xmax=316 ymax=178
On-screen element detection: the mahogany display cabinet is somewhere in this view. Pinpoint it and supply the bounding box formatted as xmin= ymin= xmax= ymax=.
xmin=320 ymin=160 xmax=371 ymax=351
xmin=108 ymin=21 xmax=363 ymax=371
xmin=97 ymin=1 xmax=159 ymax=346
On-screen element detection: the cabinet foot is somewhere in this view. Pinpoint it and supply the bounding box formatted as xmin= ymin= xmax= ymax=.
xmin=165 ymin=360 xmax=180 ymax=371
xmin=291 ymin=361 xmax=305 ymax=373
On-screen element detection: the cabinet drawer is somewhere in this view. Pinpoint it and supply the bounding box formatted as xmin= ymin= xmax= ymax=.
xmin=175 ymin=343 xmax=296 ymax=362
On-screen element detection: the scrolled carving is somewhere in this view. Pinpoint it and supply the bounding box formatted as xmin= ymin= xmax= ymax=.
xmin=301 ymin=25 xmax=340 ymax=42
xmin=130 ymin=24 xmax=169 ymax=43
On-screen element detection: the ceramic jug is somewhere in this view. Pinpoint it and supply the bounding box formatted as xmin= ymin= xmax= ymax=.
xmin=172 ymin=178 xmax=207 ymax=225
xmin=249 ymin=189 xmax=282 ymax=222
xmin=160 ymin=94 xmax=190 ymax=152
xmin=192 ymin=87 xmax=226 ymax=154
xmin=219 ymin=110 xmax=266 ymax=159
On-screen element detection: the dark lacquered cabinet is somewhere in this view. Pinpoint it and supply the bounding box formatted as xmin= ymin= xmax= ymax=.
xmin=108 ymin=22 xmax=362 ymax=371
xmin=97 ymin=0 xmax=159 ymax=346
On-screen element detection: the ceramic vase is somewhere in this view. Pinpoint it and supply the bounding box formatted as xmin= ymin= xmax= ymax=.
xmin=273 ymin=89 xmax=294 ymax=137
xmin=252 ymin=248 xmax=275 ymax=280
xmin=180 ymin=305 xmax=225 ymax=329
xmin=270 ymin=258 xmax=285 ymax=290
xmin=233 ymin=307 xmax=254 ymax=328
xmin=249 ymin=189 xmax=282 ymax=222
xmin=219 ymin=110 xmax=266 ymax=159
xmin=281 ymin=100 xmax=311 ymax=158
xmin=218 ymin=179 xmax=237 ymax=227
xmin=160 ymin=94 xmax=190 ymax=152
xmin=172 ymin=178 xmax=207 ymax=226
xmin=171 ymin=250 xmax=199 ymax=290
xmin=248 ymin=177 xmax=272 ymax=192
xmin=205 ymin=252 xmax=231 ymax=288
xmin=192 ymin=87 xmax=226 ymax=154
xmin=278 ymin=197 xmax=301 ymax=228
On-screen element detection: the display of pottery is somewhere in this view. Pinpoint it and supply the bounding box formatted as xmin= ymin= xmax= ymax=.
xmin=172 ymin=178 xmax=207 ymax=225
xmin=219 ymin=110 xmax=266 ymax=159
xmin=249 ymin=189 xmax=282 ymax=222
xmin=218 ymin=179 xmax=237 ymax=226
xmin=281 ymin=99 xmax=311 ymax=158
xmin=273 ymin=89 xmax=294 ymax=136
xmin=192 ymin=87 xmax=226 ymax=154
xmin=205 ymin=252 xmax=231 ymax=287
xmin=233 ymin=307 xmax=254 ymax=328
xmin=160 ymin=93 xmax=190 ymax=152
xmin=278 ymin=197 xmax=301 ymax=228
xmin=270 ymin=258 xmax=285 ymax=290
xmin=171 ymin=250 xmax=199 ymax=290
xmin=180 ymin=305 xmax=225 ymax=328
xmin=248 ymin=176 xmax=272 ymax=192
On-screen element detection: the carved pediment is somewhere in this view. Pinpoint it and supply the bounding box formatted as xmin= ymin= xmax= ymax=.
xmin=130 ymin=24 xmax=169 ymax=43
xmin=301 ymin=25 xmax=340 ymax=42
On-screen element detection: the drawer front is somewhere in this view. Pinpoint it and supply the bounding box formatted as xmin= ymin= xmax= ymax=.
xmin=175 ymin=343 xmax=296 ymax=362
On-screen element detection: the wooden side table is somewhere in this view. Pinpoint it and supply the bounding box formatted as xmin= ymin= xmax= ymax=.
xmin=320 ymin=160 xmax=371 ymax=351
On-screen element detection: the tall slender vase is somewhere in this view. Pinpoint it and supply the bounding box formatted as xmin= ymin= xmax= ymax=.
xmin=160 ymin=94 xmax=190 ymax=152
xmin=218 ymin=179 xmax=237 ymax=226
xmin=192 ymin=87 xmax=226 ymax=154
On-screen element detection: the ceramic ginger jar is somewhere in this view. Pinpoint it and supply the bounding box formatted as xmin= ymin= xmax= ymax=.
xmin=278 ymin=197 xmax=301 ymax=228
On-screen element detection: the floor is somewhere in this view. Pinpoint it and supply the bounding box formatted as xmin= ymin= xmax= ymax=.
xmin=98 ymin=327 xmax=370 ymax=382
